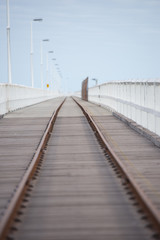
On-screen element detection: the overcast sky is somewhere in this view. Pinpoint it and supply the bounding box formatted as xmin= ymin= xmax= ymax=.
xmin=0 ymin=0 xmax=160 ymax=92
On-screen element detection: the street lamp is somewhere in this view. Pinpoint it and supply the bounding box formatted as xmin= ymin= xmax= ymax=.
xmin=6 ymin=0 xmax=12 ymax=84
xmin=55 ymin=64 xmax=62 ymax=91
xmin=30 ymin=18 xmax=43 ymax=88
xmin=52 ymin=58 xmax=57 ymax=91
xmin=46 ymin=51 xmax=54 ymax=89
xmin=52 ymin=59 xmax=61 ymax=92
xmin=41 ymin=39 xmax=49 ymax=89
xmin=92 ymin=78 xmax=98 ymax=85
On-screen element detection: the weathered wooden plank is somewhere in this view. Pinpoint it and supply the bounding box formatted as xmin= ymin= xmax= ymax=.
xmin=76 ymin=98 xmax=160 ymax=221
xmin=0 ymin=98 xmax=64 ymax=219
xmin=15 ymin=98 xmax=152 ymax=240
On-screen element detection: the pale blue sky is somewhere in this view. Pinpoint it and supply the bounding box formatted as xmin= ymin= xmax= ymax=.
xmin=0 ymin=0 xmax=160 ymax=92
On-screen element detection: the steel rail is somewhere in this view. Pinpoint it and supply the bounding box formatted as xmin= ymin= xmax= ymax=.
xmin=73 ymin=97 xmax=160 ymax=235
xmin=0 ymin=98 xmax=65 ymax=240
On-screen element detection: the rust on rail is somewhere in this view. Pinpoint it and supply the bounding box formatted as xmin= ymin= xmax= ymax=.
xmin=73 ymin=97 xmax=160 ymax=235
xmin=0 ymin=98 xmax=65 ymax=240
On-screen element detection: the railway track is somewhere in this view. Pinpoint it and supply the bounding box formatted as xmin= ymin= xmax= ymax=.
xmin=0 ymin=97 xmax=159 ymax=240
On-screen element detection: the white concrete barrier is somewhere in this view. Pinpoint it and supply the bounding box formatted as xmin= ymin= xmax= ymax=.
xmin=88 ymin=80 xmax=160 ymax=136
xmin=0 ymin=84 xmax=59 ymax=116
xmin=74 ymin=91 xmax=81 ymax=98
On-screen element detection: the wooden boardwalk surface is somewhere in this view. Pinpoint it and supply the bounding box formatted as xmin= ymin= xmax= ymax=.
xmin=0 ymin=97 xmax=159 ymax=239
xmin=0 ymin=98 xmax=64 ymax=218
xmin=14 ymin=98 xmax=151 ymax=240
xmin=76 ymin=98 xmax=160 ymax=213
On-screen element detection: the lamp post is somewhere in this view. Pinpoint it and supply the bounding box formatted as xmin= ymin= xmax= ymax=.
xmin=41 ymin=39 xmax=49 ymax=89
xmin=55 ymin=64 xmax=61 ymax=92
xmin=30 ymin=18 xmax=43 ymax=88
xmin=55 ymin=63 xmax=60 ymax=90
xmin=46 ymin=51 xmax=54 ymax=89
xmin=92 ymin=78 xmax=98 ymax=85
xmin=6 ymin=0 xmax=12 ymax=84
xmin=52 ymin=58 xmax=56 ymax=91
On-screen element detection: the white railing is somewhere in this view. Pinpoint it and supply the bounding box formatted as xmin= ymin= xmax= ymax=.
xmin=73 ymin=91 xmax=81 ymax=98
xmin=0 ymin=84 xmax=59 ymax=115
xmin=88 ymin=80 xmax=160 ymax=136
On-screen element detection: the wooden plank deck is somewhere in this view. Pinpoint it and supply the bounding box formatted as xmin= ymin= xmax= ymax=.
xmin=0 ymin=98 xmax=64 ymax=218
xmin=14 ymin=98 xmax=152 ymax=240
xmin=77 ymin=98 xmax=160 ymax=212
